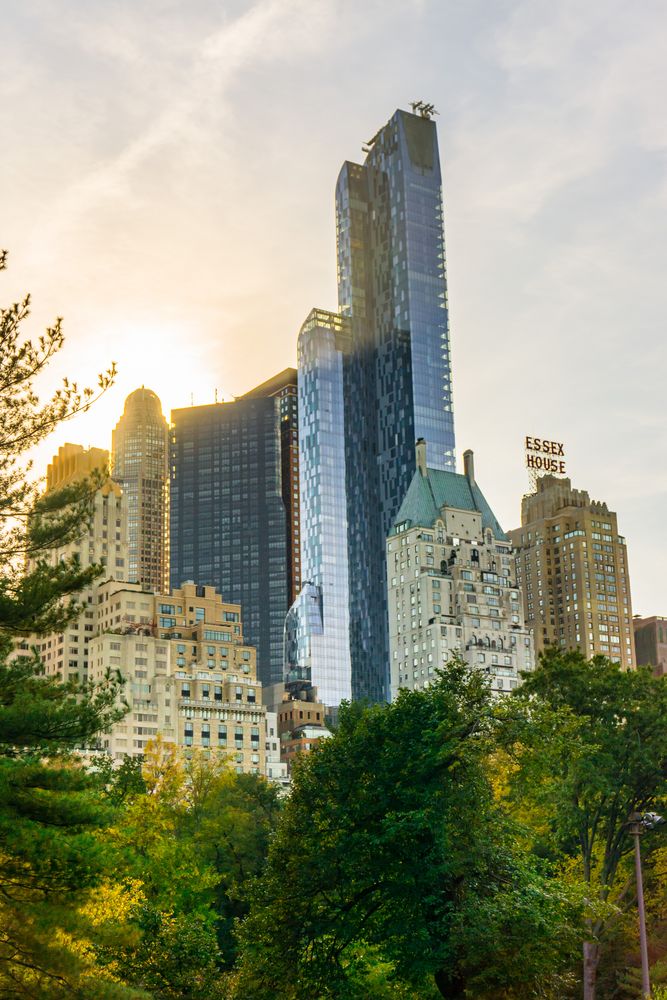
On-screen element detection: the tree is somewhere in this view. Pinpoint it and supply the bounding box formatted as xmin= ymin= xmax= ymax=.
xmin=179 ymin=755 xmax=282 ymax=968
xmin=235 ymin=660 xmax=577 ymax=1000
xmin=92 ymin=740 xmax=229 ymax=999
xmin=0 ymin=250 xmax=116 ymax=636
xmin=504 ymin=648 xmax=667 ymax=1000
xmin=0 ymin=253 xmax=138 ymax=997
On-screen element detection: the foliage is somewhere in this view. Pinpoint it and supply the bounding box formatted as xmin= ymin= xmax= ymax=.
xmin=92 ymin=740 xmax=281 ymax=997
xmin=0 ymin=639 xmax=137 ymax=997
xmin=0 ymin=252 xmax=136 ymax=997
xmin=504 ymin=648 xmax=667 ymax=998
xmin=0 ymin=251 xmax=116 ymax=637
xmin=235 ymin=659 xmax=578 ymax=1000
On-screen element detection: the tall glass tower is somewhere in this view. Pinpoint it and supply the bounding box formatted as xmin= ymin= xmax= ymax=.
xmin=285 ymin=309 xmax=352 ymax=707
xmin=170 ymin=397 xmax=289 ymax=688
xmin=336 ymin=106 xmax=456 ymax=702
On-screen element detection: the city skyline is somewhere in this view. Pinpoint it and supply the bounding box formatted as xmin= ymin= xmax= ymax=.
xmin=4 ymin=0 xmax=667 ymax=618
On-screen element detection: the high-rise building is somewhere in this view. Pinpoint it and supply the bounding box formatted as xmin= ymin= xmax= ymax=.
xmin=285 ymin=310 xmax=352 ymax=707
xmin=632 ymin=616 xmax=667 ymax=677
xmin=170 ymin=395 xmax=289 ymax=688
xmin=89 ymin=581 xmax=266 ymax=771
xmin=239 ymin=370 xmax=300 ymax=604
xmin=335 ymin=105 xmax=456 ymax=701
xmin=23 ymin=444 xmax=128 ymax=684
xmin=112 ymin=387 xmax=169 ymax=593
xmin=387 ymin=444 xmax=533 ymax=699
xmin=508 ymin=475 xmax=636 ymax=668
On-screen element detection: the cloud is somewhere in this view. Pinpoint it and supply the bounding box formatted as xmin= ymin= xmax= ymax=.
xmin=35 ymin=0 xmax=331 ymax=249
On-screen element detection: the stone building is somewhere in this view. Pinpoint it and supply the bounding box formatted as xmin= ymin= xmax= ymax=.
xmin=89 ymin=581 xmax=267 ymax=773
xmin=508 ymin=475 xmax=635 ymax=667
xmin=387 ymin=443 xmax=533 ymax=699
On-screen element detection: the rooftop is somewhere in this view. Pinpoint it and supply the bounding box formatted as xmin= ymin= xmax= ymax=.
xmin=393 ymin=445 xmax=507 ymax=541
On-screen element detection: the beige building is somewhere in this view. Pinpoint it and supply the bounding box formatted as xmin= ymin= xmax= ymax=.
xmin=89 ymin=581 xmax=267 ymax=774
xmin=25 ymin=444 xmax=283 ymax=782
xmin=27 ymin=444 xmax=128 ymax=684
xmin=387 ymin=445 xmax=533 ymax=700
xmin=508 ymin=475 xmax=635 ymax=667
xmin=112 ymin=387 xmax=169 ymax=593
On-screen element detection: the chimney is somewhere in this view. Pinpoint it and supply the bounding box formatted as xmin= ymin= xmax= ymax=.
xmin=463 ymin=449 xmax=475 ymax=486
xmin=415 ymin=438 xmax=427 ymax=477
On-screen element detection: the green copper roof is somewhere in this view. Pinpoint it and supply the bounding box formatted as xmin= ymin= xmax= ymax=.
xmin=393 ymin=468 xmax=507 ymax=541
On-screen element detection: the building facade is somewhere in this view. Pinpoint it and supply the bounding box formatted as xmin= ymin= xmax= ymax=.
xmin=26 ymin=444 xmax=129 ymax=684
xmin=632 ymin=616 xmax=667 ymax=677
xmin=387 ymin=444 xmax=533 ymax=699
xmin=336 ymin=106 xmax=456 ymax=702
xmin=170 ymin=396 xmax=289 ymax=687
xmin=112 ymin=387 xmax=169 ymax=592
xmin=89 ymin=581 xmax=267 ymax=773
xmin=239 ymin=370 xmax=301 ymax=605
xmin=508 ymin=475 xmax=635 ymax=667
xmin=285 ymin=310 xmax=352 ymax=706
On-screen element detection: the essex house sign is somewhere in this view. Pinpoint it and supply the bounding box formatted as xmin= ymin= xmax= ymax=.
xmin=524 ymin=436 xmax=566 ymax=475
xmin=524 ymin=436 xmax=567 ymax=493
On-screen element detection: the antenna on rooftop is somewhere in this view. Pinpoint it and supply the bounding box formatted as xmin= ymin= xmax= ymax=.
xmin=410 ymin=100 xmax=438 ymax=119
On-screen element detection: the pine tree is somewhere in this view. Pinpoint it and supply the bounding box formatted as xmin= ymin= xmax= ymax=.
xmin=0 ymin=252 xmax=140 ymax=998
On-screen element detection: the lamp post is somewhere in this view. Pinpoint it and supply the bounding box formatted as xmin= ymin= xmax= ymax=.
xmin=626 ymin=811 xmax=664 ymax=1000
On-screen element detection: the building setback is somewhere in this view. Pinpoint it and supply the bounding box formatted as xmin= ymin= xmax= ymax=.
xmin=633 ymin=616 xmax=667 ymax=677
xmin=335 ymin=106 xmax=456 ymax=702
xmin=170 ymin=395 xmax=289 ymax=688
xmin=112 ymin=387 xmax=169 ymax=592
xmin=508 ymin=475 xmax=635 ymax=668
xmin=387 ymin=444 xmax=533 ymax=698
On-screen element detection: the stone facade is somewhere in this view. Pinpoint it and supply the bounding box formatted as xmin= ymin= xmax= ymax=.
xmin=387 ymin=445 xmax=533 ymax=699
xmin=508 ymin=476 xmax=635 ymax=667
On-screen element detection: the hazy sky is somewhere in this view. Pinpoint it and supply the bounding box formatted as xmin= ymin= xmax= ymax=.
xmin=2 ymin=0 xmax=666 ymax=616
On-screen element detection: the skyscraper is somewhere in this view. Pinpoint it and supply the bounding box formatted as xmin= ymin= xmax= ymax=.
xmin=336 ymin=106 xmax=456 ymax=701
xmin=169 ymin=394 xmax=289 ymax=688
xmin=238 ymin=369 xmax=301 ymax=604
xmin=112 ymin=387 xmax=169 ymax=592
xmin=284 ymin=309 xmax=352 ymax=707
xmin=509 ymin=475 xmax=636 ymax=668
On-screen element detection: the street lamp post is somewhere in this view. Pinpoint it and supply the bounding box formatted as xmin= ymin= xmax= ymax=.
xmin=626 ymin=811 xmax=664 ymax=1000
xmin=628 ymin=814 xmax=651 ymax=999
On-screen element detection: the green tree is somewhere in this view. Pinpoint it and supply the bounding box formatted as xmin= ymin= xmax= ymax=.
xmin=0 ymin=253 xmax=139 ymax=997
xmin=93 ymin=740 xmax=228 ymax=999
xmin=235 ymin=660 xmax=577 ymax=1000
xmin=505 ymin=648 xmax=667 ymax=1000
xmin=179 ymin=754 xmax=282 ymax=967
xmin=0 ymin=250 xmax=116 ymax=636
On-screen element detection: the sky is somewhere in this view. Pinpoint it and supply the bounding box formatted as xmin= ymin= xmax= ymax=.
xmin=2 ymin=0 xmax=666 ymax=617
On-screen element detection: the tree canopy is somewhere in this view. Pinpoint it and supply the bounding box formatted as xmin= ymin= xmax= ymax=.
xmin=235 ymin=659 xmax=578 ymax=1000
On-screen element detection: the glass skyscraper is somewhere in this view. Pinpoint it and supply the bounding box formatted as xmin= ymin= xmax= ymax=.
xmin=285 ymin=309 xmax=352 ymax=707
xmin=336 ymin=106 xmax=456 ymax=702
xmin=170 ymin=397 xmax=289 ymax=688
